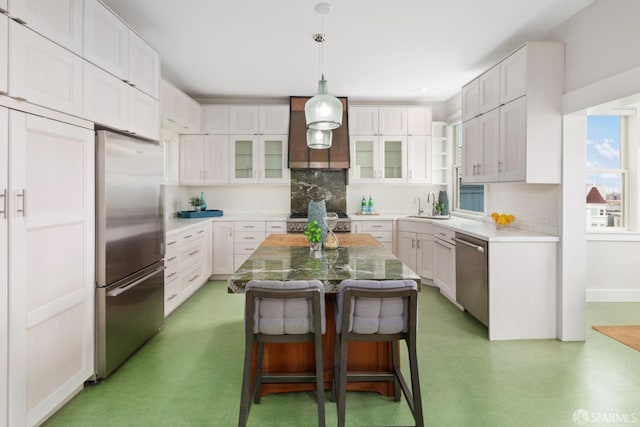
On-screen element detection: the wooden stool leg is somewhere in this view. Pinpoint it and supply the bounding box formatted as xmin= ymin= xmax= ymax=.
xmin=254 ymin=341 xmax=264 ymax=404
xmin=314 ymin=329 xmax=326 ymax=427
xmin=408 ymin=338 xmax=424 ymax=427
xmin=238 ymin=336 xmax=255 ymax=427
xmin=391 ymin=341 xmax=401 ymax=402
xmin=337 ymin=332 xmax=348 ymax=427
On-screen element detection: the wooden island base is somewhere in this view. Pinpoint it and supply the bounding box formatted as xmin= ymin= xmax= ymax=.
xmin=252 ymin=295 xmax=395 ymax=397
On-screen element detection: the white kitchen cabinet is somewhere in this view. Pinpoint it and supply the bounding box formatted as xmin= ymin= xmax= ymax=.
xmin=0 ymin=14 xmax=7 ymax=95
xmin=461 ymin=79 xmax=479 ymax=123
xmin=461 ymin=109 xmax=499 ymax=183
xmin=349 ymin=106 xmax=378 ymax=135
xmin=202 ymin=105 xmax=229 ymax=134
xmin=83 ymin=0 xmax=129 ymax=81
xmin=350 ymin=135 xmax=407 ymax=183
xmin=160 ymin=79 xmax=201 ymax=134
xmin=266 ymin=221 xmax=286 ymax=235
xmin=234 ymin=221 xmax=266 ymax=270
xmin=463 ymin=65 xmax=500 ymax=122
xmin=161 ymin=128 xmax=179 ymax=184
xmin=351 ymin=220 xmax=394 ymax=252
xmin=0 ymin=1 xmax=6 ymax=12
xmin=433 ymin=226 xmax=456 ymax=303
xmin=8 ymin=111 xmax=94 ymax=427
xmin=229 ymin=135 xmax=288 ymax=184
xmin=229 ymin=105 xmax=289 ymax=135
xmin=407 ymin=107 xmax=432 ymax=136
xmin=499 ymin=47 xmax=526 ymax=104
xmin=498 ymin=96 xmax=526 ymax=182
xmin=0 ymin=107 xmax=7 ymax=427
xmin=407 ymin=136 xmax=432 ymax=184
xmin=9 ymin=21 xmax=83 ymax=116
xmin=397 ymin=230 xmax=433 ymax=281
xmin=9 ymin=0 xmax=83 ymax=55
xmin=213 ymin=221 xmax=234 ymax=275
xmin=83 ymin=60 xmax=129 ymax=131
xmin=350 ymin=106 xmax=408 ymax=136
xmin=179 ymin=134 xmax=229 ymax=185
xmin=128 ymin=31 xmax=160 ymax=99
xmin=129 ymin=87 xmax=160 ymax=141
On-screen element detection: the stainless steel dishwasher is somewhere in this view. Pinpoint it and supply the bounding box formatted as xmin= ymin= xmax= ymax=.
xmin=453 ymin=233 xmax=489 ymax=327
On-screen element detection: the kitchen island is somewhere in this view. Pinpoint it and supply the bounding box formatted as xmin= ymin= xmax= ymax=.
xmin=228 ymin=233 xmax=420 ymax=397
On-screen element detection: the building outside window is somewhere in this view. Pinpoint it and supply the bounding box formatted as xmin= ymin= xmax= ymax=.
xmin=585 ymin=115 xmax=627 ymax=230
xmin=453 ymin=122 xmax=484 ymax=214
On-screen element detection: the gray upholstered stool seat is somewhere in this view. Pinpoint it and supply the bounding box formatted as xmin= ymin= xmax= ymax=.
xmin=333 ymin=279 xmax=423 ymax=427
xmin=238 ymin=280 xmax=326 ymax=427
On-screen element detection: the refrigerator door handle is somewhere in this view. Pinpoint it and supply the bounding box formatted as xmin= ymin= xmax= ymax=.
xmin=107 ymin=266 xmax=164 ymax=297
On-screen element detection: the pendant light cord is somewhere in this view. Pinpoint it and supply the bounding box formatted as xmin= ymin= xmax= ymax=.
xmin=319 ymin=12 xmax=324 ymax=78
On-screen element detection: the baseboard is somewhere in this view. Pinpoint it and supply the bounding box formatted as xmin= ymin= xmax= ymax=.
xmin=586 ymin=288 xmax=640 ymax=302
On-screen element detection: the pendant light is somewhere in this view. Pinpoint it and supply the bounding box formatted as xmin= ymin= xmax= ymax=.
xmin=305 ymin=2 xmax=342 ymax=149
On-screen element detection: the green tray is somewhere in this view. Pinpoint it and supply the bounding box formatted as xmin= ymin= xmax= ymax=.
xmin=177 ymin=209 xmax=224 ymax=218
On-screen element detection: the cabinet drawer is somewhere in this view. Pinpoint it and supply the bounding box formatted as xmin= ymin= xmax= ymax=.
xmin=181 ymin=261 xmax=204 ymax=293
xmin=180 ymin=239 xmax=204 ymax=268
xmin=362 ymin=221 xmax=392 ymax=232
xmin=369 ymin=231 xmax=393 ymax=243
xmin=433 ymin=226 xmax=455 ymax=243
xmin=234 ymin=231 xmax=265 ymax=244
xmin=234 ymin=221 xmax=266 ymax=232
xmin=234 ymin=239 xmax=261 ymax=254
xmin=164 ymin=277 xmax=183 ymax=316
xmin=164 ymin=262 xmax=180 ymax=283
xmin=266 ymin=221 xmax=287 ymax=234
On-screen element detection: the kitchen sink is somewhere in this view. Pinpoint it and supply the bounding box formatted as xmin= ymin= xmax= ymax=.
xmin=408 ymin=215 xmax=452 ymax=220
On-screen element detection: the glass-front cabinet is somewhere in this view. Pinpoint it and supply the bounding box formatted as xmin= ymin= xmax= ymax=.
xmin=230 ymin=135 xmax=288 ymax=184
xmin=350 ymin=135 xmax=407 ymax=183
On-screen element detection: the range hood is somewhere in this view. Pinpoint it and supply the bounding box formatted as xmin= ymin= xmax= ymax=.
xmin=288 ymin=96 xmax=350 ymax=169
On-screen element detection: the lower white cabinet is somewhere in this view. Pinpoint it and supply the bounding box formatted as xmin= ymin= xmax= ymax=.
xmin=7 ymin=110 xmax=94 ymax=427
xmin=164 ymin=223 xmax=211 ymax=317
xmin=212 ymin=221 xmax=234 ymax=275
xmin=234 ymin=221 xmax=266 ymax=270
xmin=433 ymin=226 xmax=456 ymax=302
xmin=397 ymin=220 xmax=435 ymax=281
xmin=352 ymin=220 xmax=394 ymax=252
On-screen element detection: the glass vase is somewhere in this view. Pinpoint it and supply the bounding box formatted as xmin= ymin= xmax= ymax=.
xmin=307 ymin=199 xmax=327 ymax=245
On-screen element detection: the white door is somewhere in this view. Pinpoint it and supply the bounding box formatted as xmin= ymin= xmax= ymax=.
xmin=407 ymin=136 xmax=432 ymax=183
xmin=350 ymin=136 xmax=378 ymax=183
xmin=83 ymin=61 xmax=129 ymax=131
xmin=203 ymin=135 xmax=229 ymax=184
xmin=478 ymin=65 xmax=500 ymax=113
xmin=499 ymin=96 xmax=526 ymax=182
xmin=500 ymin=46 xmax=527 ymax=104
xmin=202 ymin=105 xmax=229 ymax=134
xmin=397 ymin=231 xmax=416 ymax=272
xmin=182 ymin=95 xmax=202 ymax=134
xmin=349 ymin=107 xmax=378 ymax=135
xmin=0 ymin=14 xmax=8 ymax=95
xmin=461 ymin=79 xmax=479 ymax=122
xmin=179 ymin=135 xmax=204 ymax=185
xmin=379 ymin=136 xmax=406 ymax=183
xmin=416 ymin=233 xmax=434 ymax=280
xmin=129 ymin=87 xmax=160 ymax=141
xmin=260 ymin=136 xmax=288 ymax=184
xmin=83 ymin=0 xmax=129 ymax=80
xmin=229 ymin=106 xmax=259 ymax=134
xmin=407 ymin=107 xmax=432 ymax=136
xmin=0 ymin=107 xmax=7 ymax=427
xmin=213 ymin=222 xmax=234 ymax=275
xmin=128 ymin=31 xmax=160 ymax=99
xmin=378 ymin=107 xmax=407 ymax=135
xmin=259 ymin=106 xmax=289 ymax=134
xmin=477 ymin=108 xmax=500 ymax=182
xmin=9 ymin=111 xmax=94 ymax=427
xmin=230 ymin=135 xmax=259 ymax=183
xmin=9 ymin=0 xmax=83 ymax=54
xmin=9 ymin=21 xmax=83 ymax=116
xmin=461 ymin=118 xmax=478 ymax=183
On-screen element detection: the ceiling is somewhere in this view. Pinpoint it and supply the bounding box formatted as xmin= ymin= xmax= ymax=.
xmin=101 ymin=0 xmax=594 ymax=103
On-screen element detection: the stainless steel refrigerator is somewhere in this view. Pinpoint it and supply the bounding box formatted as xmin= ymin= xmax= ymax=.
xmin=95 ymin=130 xmax=165 ymax=379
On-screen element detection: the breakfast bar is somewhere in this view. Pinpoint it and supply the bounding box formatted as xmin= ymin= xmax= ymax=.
xmin=228 ymin=233 xmax=421 ymax=396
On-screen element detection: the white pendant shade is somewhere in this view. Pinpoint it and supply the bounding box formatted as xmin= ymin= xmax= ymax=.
xmin=306 ymin=128 xmax=332 ymax=149
xmin=305 ymin=76 xmax=343 ymax=131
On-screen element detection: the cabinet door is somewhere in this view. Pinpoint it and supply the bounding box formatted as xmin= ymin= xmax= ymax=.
xmin=84 ymin=0 xmax=128 ymax=81
xmin=9 ymin=0 xmax=83 ymax=54
xmin=397 ymin=231 xmax=416 ymax=272
xmin=230 ymin=136 xmax=259 ymax=183
xmin=349 ymin=107 xmax=378 ymax=135
xmin=0 ymin=107 xmax=7 ymax=427
xmin=478 ymin=65 xmax=500 ymax=113
xmin=379 ymin=136 xmax=406 ymax=183
xmin=229 ymin=106 xmax=259 ymax=134
xmin=213 ymin=222 xmax=234 ymax=275
xmin=9 ymin=111 xmax=94 ymax=427
xmin=499 ymin=96 xmax=526 ymax=182
xmin=259 ymin=105 xmax=289 ymax=134
xmin=0 ymin=1 xmax=6 ymax=12
xmin=182 ymin=95 xmax=202 ymax=134
xmin=128 ymin=31 xmax=160 ymax=99
xmin=416 ymin=233 xmax=434 ymax=280
xmin=9 ymin=21 xmax=82 ymax=116
xmin=0 ymin=14 xmax=7 ymax=95
xmin=129 ymin=87 xmax=160 ymax=140
xmin=350 ymin=136 xmax=378 ymax=183
xmin=461 ymin=79 xmax=479 ymax=122
xmin=378 ymin=107 xmax=407 ymax=135
xmin=407 ymin=136 xmax=432 ymax=184
xmin=83 ymin=61 xmax=129 ymax=131
xmin=260 ymin=135 xmax=288 ymax=183
xmin=407 ymin=107 xmax=432 ymax=136
xmin=203 ymin=135 xmax=229 ymax=184
xmin=477 ymin=108 xmax=500 ymax=182
xmin=500 ymin=46 xmax=527 ymax=104
xmin=461 ymin=118 xmax=478 ymax=183
xmin=179 ymin=135 xmax=204 ymax=185
xmin=161 ymin=128 xmax=179 ymax=184
xmin=202 ymin=105 xmax=229 ymax=134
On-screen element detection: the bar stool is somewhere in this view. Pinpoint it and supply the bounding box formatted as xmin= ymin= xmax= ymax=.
xmin=238 ymin=280 xmax=326 ymax=427
xmin=333 ymin=279 xmax=423 ymax=427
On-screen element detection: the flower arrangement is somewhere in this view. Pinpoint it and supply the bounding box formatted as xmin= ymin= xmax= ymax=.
xmin=189 ymin=196 xmax=204 ymax=211
xmin=491 ymin=212 xmax=515 ymax=228
xmin=304 ymin=220 xmax=323 ymax=243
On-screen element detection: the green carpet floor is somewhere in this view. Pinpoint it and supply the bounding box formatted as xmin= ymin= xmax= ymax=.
xmin=44 ymin=282 xmax=640 ymax=427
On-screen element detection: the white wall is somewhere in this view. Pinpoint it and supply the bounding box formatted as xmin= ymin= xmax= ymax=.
xmin=348 ymin=183 xmax=447 ymax=215
xmin=186 ymin=185 xmax=291 ymax=214
xmin=586 ymin=240 xmax=640 ymax=301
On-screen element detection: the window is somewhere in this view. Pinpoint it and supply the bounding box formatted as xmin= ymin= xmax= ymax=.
xmin=453 ymin=122 xmax=484 ymax=213
xmin=585 ymin=115 xmax=628 ymax=230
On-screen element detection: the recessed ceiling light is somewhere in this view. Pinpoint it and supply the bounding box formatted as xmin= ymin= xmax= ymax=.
xmin=420 ymin=87 xmax=428 ymax=92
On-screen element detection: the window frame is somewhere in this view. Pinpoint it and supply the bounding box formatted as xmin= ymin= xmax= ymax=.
xmin=451 ymin=121 xmax=485 ymax=216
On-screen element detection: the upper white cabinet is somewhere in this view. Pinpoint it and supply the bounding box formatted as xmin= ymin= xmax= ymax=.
xmin=9 ymin=21 xmax=83 ymax=116
xmin=407 ymin=107 xmax=433 ymax=136
xmin=0 ymin=14 xmax=7 ymax=95
xmin=229 ymin=134 xmax=288 ymax=184
xmin=8 ymin=0 xmax=83 ymax=55
xmin=128 ymin=31 xmax=160 ymax=99
xmin=350 ymin=106 xmax=408 ymax=135
xmin=202 ymin=105 xmax=229 ymax=134
xmin=407 ymin=136 xmax=432 ymax=184
xmin=461 ymin=42 xmax=563 ymax=184
xmin=160 ymin=79 xmax=201 ymax=134
xmin=83 ymin=0 xmax=129 ymax=81
xmin=129 ymin=87 xmax=160 ymax=141
xmin=0 ymin=0 xmax=7 ymax=12
xmin=179 ymin=134 xmax=229 ymax=185
xmin=229 ymin=105 xmax=289 ymax=135
xmin=350 ymin=135 xmax=407 ymax=184
xmin=83 ymin=60 xmax=129 ymax=131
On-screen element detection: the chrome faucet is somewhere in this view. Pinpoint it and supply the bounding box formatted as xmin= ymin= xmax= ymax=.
xmin=413 ymin=197 xmax=423 ymax=215
xmin=426 ymin=192 xmax=436 ymax=216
